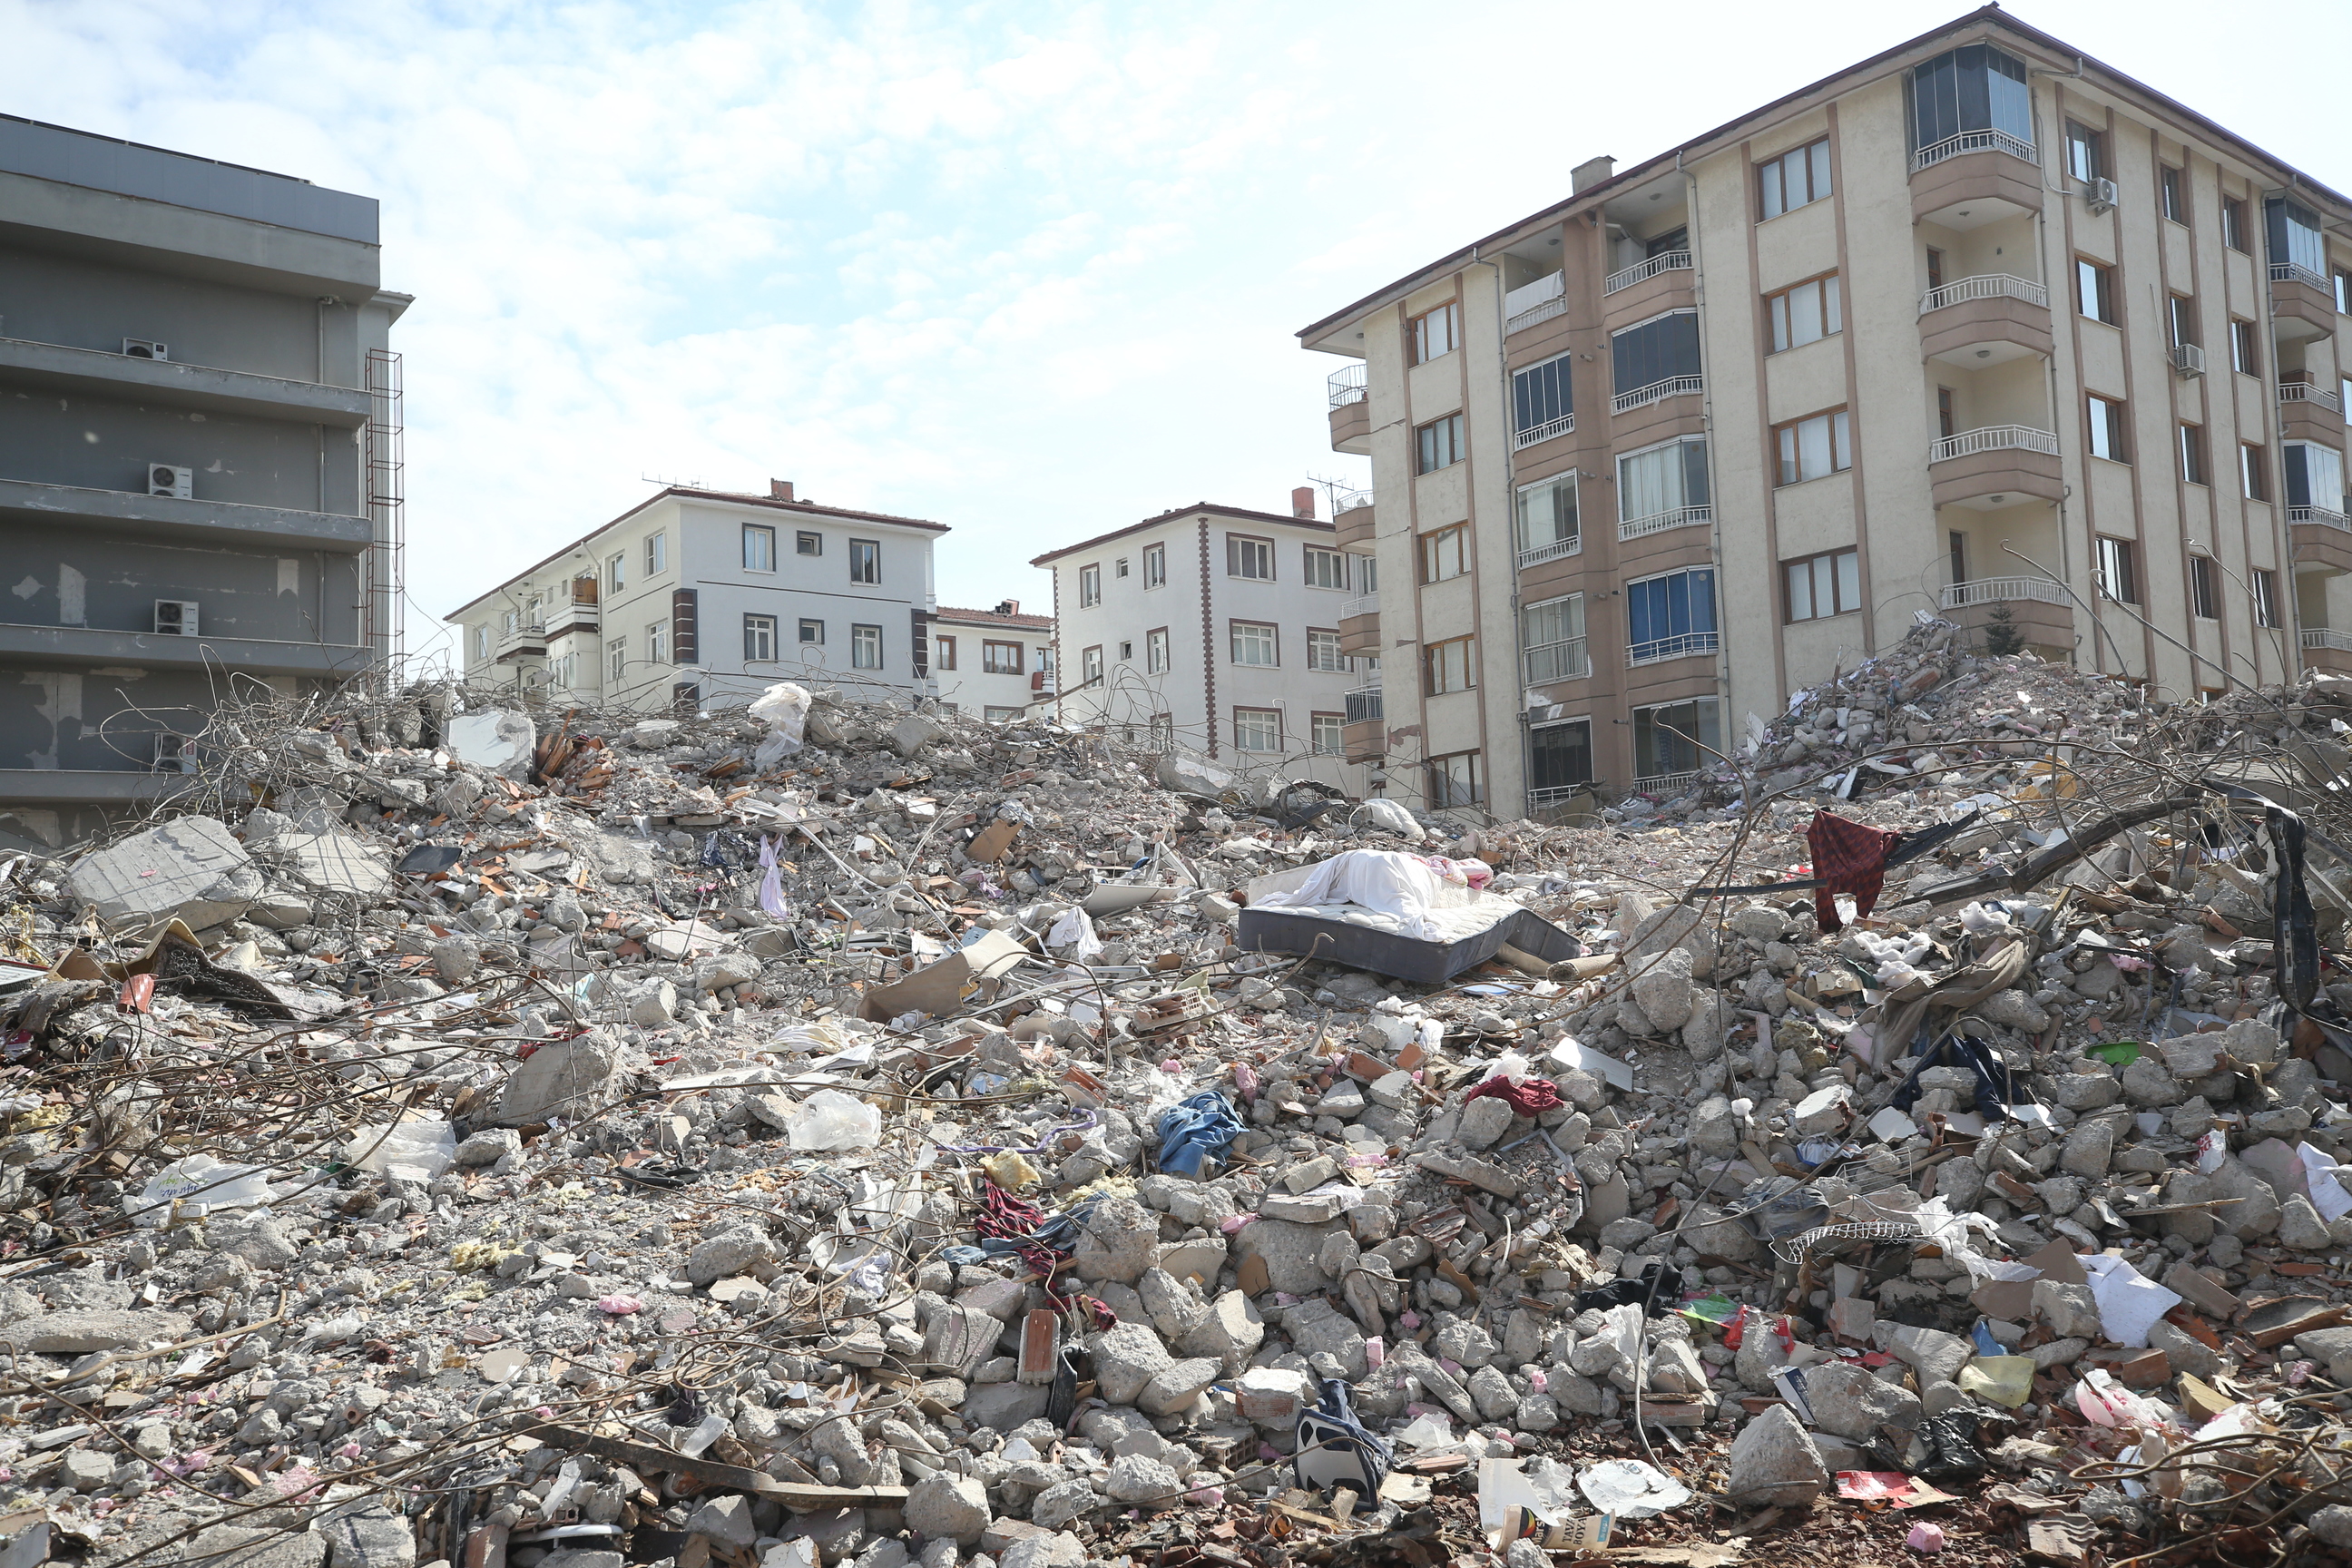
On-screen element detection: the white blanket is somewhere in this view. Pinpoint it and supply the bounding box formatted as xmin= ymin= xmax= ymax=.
xmin=1249 ymin=849 xmax=1475 ymax=942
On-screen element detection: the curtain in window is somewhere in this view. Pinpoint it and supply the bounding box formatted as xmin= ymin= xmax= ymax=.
xmin=1618 ymin=439 xmax=1708 ymax=522
xmin=1516 ymin=476 xmax=1579 ymax=548
xmin=1523 ymin=595 xmax=1583 ymax=649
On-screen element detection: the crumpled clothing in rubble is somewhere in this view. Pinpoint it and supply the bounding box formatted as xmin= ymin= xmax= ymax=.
xmin=1465 ymin=1075 xmax=1563 ymax=1115
xmin=1890 ymin=1032 xmax=2023 ymax=1124
xmin=1807 ymin=808 xmax=1903 ymax=933
xmin=1156 ymin=1090 xmax=1242 ymax=1177
xmin=970 ymin=1181 xmax=1113 ymax=1328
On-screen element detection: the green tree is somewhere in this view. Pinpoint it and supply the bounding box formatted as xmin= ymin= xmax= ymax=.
xmin=1981 ymin=602 xmax=2025 ymax=657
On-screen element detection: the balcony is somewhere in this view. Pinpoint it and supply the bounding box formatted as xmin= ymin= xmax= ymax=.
xmin=1612 ymin=374 xmax=1703 ymax=416
xmin=1917 ymin=273 xmax=2053 ymax=366
xmin=2278 ymin=380 xmax=2345 ymax=446
xmin=1342 ymin=684 xmax=1385 ymax=762
xmin=1928 ymin=424 xmax=2063 ymax=509
xmin=1627 ymin=631 xmax=1718 ymax=668
xmin=0 ymin=336 xmax=373 ymax=427
xmin=1513 ymin=412 xmax=1575 ymax=450
xmin=1327 ymin=364 xmax=1370 ymax=454
xmin=1938 ymin=575 xmax=2075 ymax=649
xmin=1605 ymin=250 xmax=1692 ymax=297
xmin=1518 ymin=534 xmax=1582 ymax=569
xmin=1619 ymin=504 xmax=1710 ymax=543
xmin=1338 ymin=594 xmax=1381 ymax=656
xmin=2291 ymin=505 xmax=2352 ymax=575
xmin=2302 ymin=628 xmax=2352 ymax=675
xmin=1332 ymin=487 xmax=1375 ymax=548
xmin=1031 ymin=670 xmax=1058 ymax=695
xmin=1632 ymin=769 xmax=1700 ymax=798
xmin=495 ymin=622 xmax=547 ymax=663
xmin=1907 ymin=131 xmax=2041 ymax=229
xmin=1524 ymin=637 xmax=1588 ymax=685
xmin=1504 ymin=271 xmax=1567 ymax=336
xmin=2272 ymin=261 xmax=2337 ymax=343
xmin=545 ymin=599 xmax=600 ymax=640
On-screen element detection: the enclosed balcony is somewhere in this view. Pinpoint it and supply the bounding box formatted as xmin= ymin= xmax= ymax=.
xmin=1906 ymin=44 xmax=2041 ymax=228
xmin=1918 ymin=273 xmax=2052 ymax=366
xmin=2302 ymin=628 xmax=2352 ymax=677
xmin=1504 ymin=270 xmax=1566 ymax=336
xmin=2269 ymin=199 xmax=2337 ymax=342
xmin=1338 ymin=593 xmax=1381 ymax=656
xmin=1928 ymin=424 xmax=2063 ymax=509
xmin=1327 ymin=364 xmax=1370 ymax=454
xmin=1524 ymin=635 xmax=1588 ymax=685
xmin=1332 ymin=486 xmax=1375 ymax=548
xmin=1938 ymin=576 xmax=2074 ymax=651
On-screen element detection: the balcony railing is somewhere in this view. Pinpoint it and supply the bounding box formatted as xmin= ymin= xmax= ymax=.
xmin=1332 ymin=485 xmax=1375 ymax=513
xmin=1526 ymin=784 xmax=1593 ymax=809
xmin=2273 ymin=260 xmax=2331 ymax=292
xmin=1619 ymin=504 xmax=1710 ymax=541
xmin=1524 ymin=637 xmax=1589 ymax=684
xmin=1939 ymin=576 xmax=2072 ymax=611
xmin=1328 ymin=363 xmax=1367 ymax=409
xmin=1612 ymin=374 xmax=1704 ymax=416
xmin=1344 ymin=686 xmax=1384 ymax=723
xmin=2291 ymin=505 xmax=2352 ymax=531
xmin=1340 ymin=594 xmax=1380 ymax=620
xmin=495 ymin=623 xmax=547 ymax=660
xmin=1632 ymin=769 xmax=1701 ymax=797
xmin=1909 ymin=128 xmax=2036 ymax=174
xmin=1504 ymin=270 xmax=1567 ymax=334
xmin=1929 ymin=424 xmax=2060 ymax=464
xmin=2304 ymin=629 xmax=2352 ymax=653
xmin=1604 ymin=250 xmax=1693 ymax=296
xmin=1918 ymin=273 xmax=2048 ymax=315
xmin=1513 ymin=412 xmax=1575 ymax=449
xmin=1627 ymin=631 xmax=1719 ymax=667
xmin=2280 ymin=380 xmax=2345 ymax=412
xmin=1518 ymin=535 xmax=1582 ymax=569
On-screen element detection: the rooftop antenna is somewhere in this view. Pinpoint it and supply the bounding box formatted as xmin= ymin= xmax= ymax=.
xmin=641 ymin=472 xmax=708 ymax=489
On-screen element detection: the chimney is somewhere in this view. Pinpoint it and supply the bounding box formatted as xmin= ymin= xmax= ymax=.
xmin=995 ymin=599 xmax=1018 ymax=615
xmin=1572 ymin=155 xmax=1616 ymax=193
xmin=769 ymin=479 xmax=795 ymax=502
xmin=1290 ymin=485 xmax=1317 ymax=520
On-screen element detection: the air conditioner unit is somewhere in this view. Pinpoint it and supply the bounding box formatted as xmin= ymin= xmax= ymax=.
xmin=152 ymin=733 xmax=193 ymax=772
xmin=2171 ymin=342 xmax=2207 ymax=377
xmin=152 ymin=600 xmax=199 ymax=636
xmin=122 ymin=338 xmax=169 ymax=361
xmin=147 ymin=464 xmax=192 ymax=499
xmin=2085 ymin=177 xmax=2118 ymax=213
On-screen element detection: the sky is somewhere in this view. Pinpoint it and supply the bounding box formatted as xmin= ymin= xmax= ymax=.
xmin=8 ymin=0 xmax=2352 ymax=669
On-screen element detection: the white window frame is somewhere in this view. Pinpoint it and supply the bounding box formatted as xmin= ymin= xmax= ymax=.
xmin=1303 ymin=546 xmax=1348 ymax=590
xmin=1230 ymin=620 xmax=1279 ymax=667
xmin=743 ymin=524 xmax=777 ymax=573
xmin=1310 ymin=713 xmax=1344 ymax=756
xmin=848 ymin=539 xmax=880 ymax=584
xmin=1143 ymin=544 xmax=1167 ymax=588
xmin=1306 ymin=628 xmax=1345 ymax=671
xmin=607 ymin=552 xmax=626 ymax=592
xmin=1146 ymin=628 xmax=1170 ymax=673
xmin=1226 ymin=534 xmax=1275 ymax=581
xmin=799 ymin=618 xmax=824 ymax=644
xmin=850 ymin=622 xmax=883 ymax=670
xmin=608 ymin=636 xmax=626 ymax=680
xmin=1078 ymin=564 xmax=1102 ymax=607
xmin=648 ymin=621 xmax=669 ymax=663
xmin=744 ymin=613 xmax=776 ymax=663
xmin=797 ymin=529 xmax=822 ymax=556
xmin=645 ymin=532 xmax=666 ymax=573
xmin=1233 ymin=708 xmax=1282 ymax=753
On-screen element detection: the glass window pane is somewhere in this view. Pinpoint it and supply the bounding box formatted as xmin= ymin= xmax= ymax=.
xmin=1824 ymin=275 xmax=1842 ymax=335
xmin=1787 ymin=560 xmax=1812 ymax=620
xmin=1833 ymin=409 xmax=1851 ymax=468
xmin=1837 ymin=550 xmax=1859 ymax=612
xmin=1790 ymin=283 xmax=1822 ymax=346
xmin=1760 ymin=161 xmax=1784 ymax=220
xmin=1799 ymin=416 xmax=1832 ymax=480
xmin=1810 ymin=140 xmax=1832 ymax=200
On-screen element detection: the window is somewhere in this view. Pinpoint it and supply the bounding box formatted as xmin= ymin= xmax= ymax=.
xmin=1078 ymin=564 xmax=1102 ymax=607
xmin=2077 ymin=259 xmax=2118 ymax=324
xmin=799 ymin=618 xmax=823 ymax=644
xmin=645 ymin=532 xmax=666 ymax=573
xmin=1143 ymin=544 xmax=1166 ymax=588
xmin=2095 ymin=536 xmax=2139 ymax=603
xmin=1907 ymin=44 xmax=2032 ymax=156
xmin=1784 ymin=549 xmax=1861 ymax=622
xmin=2168 ymin=294 xmax=2198 ymax=348
xmin=744 ymin=614 xmax=776 ymax=663
xmin=1427 ymin=750 xmax=1483 ymax=808
xmin=1114 ymin=557 xmax=1130 ymax=579
xmin=1626 ymin=568 xmax=1718 ymax=664
xmin=2255 ymin=569 xmax=2281 ymax=628
xmin=935 ymin=635 xmax=957 ymax=671
xmin=984 ymin=706 xmax=1024 ymax=723
xmin=1774 ymin=408 xmax=1853 ymax=485
xmin=1522 ymin=593 xmax=1586 ymax=683
xmin=1527 ymin=720 xmax=1592 ymax=795
xmin=1425 ymin=635 xmax=1475 ymax=695
xmin=1419 ymin=523 xmax=1469 ymax=583
xmin=1226 ymin=534 xmax=1274 ymax=580
xmin=1307 ymin=629 xmax=1345 ymax=671
xmin=2337 ymin=270 xmax=2352 ymax=317
xmin=1146 ymin=628 xmax=1170 ymax=673
xmin=1633 ymin=699 xmax=1720 ymax=783
xmin=848 ymin=539 xmax=879 ymax=584
xmin=474 ymin=624 xmax=489 ymax=661
xmin=1949 ymin=530 xmax=1968 ymax=585
xmin=2180 ymin=422 xmax=2209 ymax=485
xmin=608 ymin=635 xmax=626 ymax=680
xmin=2161 ymin=165 xmax=2186 ymax=224
xmin=647 ymin=621 xmax=668 ymax=663
xmin=1356 ymin=553 xmax=1378 ymax=594
xmin=2243 ymin=443 xmax=2271 ymax=501
xmin=1926 ymin=247 xmax=1945 ymax=292
xmin=741 ymin=524 xmax=776 ymax=572
xmin=2064 ymin=121 xmax=2104 ymax=184
xmin=1117 ymin=640 xmax=1132 ymax=662
xmin=2190 ymin=554 xmax=2219 ymax=621
xmin=1416 ymin=414 xmax=1465 ymax=474
xmin=1611 ymin=309 xmax=1700 ymax=397
xmin=980 ymin=641 xmax=1023 ymax=674
xmin=1310 ymin=714 xmax=1344 ymax=756
xmin=2087 ymin=395 xmax=2130 ymax=463
xmin=1618 ymin=436 xmax=1710 ymax=529
xmin=1758 ymin=136 xmax=1833 ymax=220
xmin=1937 ymin=387 xmax=1956 ymax=439
xmin=2230 ymin=319 xmax=2259 ymax=377
xmin=2286 ymin=442 xmax=2347 ymax=517
xmin=1516 ymin=474 xmax=1580 ymax=558
xmin=2267 ymin=197 xmax=2328 ymax=282
xmin=1233 ymin=709 xmax=1281 ymax=752
xmin=1230 ymin=621 xmax=1278 ymax=666
xmin=1410 ymin=301 xmax=1461 ymax=365
xmin=2222 ymin=196 xmax=2249 ymax=252
xmin=1513 ymin=354 xmax=1573 ymax=441
xmin=1081 ymin=645 xmax=1102 ymax=684
xmin=606 ymin=552 xmax=625 ymax=592
xmin=848 ymin=623 xmax=881 ymax=669
xmin=1303 ymin=546 xmax=1348 ymax=589
xmin=796 ymin=530 xmax=821 ymax=556
xmin=1767 ymin=274 xmax=1842 ymax=352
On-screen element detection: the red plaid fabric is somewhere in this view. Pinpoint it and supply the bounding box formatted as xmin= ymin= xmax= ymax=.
xmin=1808 ymin=810 xmax=1903 ymax=934
xmin=974 ymin=1181 xmax=1115 ymax=1328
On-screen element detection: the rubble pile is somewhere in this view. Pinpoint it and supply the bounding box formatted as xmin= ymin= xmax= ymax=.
xmin=7 ymin=634 xmax=2352 ymax=1568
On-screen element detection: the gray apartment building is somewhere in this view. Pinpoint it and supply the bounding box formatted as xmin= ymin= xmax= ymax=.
xmin=0 ymin=115 xmax=407 ymax=850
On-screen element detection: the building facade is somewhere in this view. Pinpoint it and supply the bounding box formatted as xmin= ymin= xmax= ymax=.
xmin=1301 ymin=7 xmax=2350 ymax=819
xmin=448 ymin=481 xmax=945 ymax=713
xmin=1033 ymin=492 xmax=1376 ymax=792
xmin=0 ymin=115 xmax=407 ymax=848
xmin=933 ymin=602 xmax=1054 ymax=721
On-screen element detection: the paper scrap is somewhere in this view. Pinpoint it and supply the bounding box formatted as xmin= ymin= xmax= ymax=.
xmin=2078 ymin=1253 xmax=2183 ymax=1348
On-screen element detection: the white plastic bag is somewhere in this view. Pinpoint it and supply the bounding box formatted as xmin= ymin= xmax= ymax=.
xmin=346 ymin=1118 xmax=456 ymax=1181
xmin=787 ymin=1089 xmax=881 ymax=1152
xmin=132 ymin=1154 xmax=277 ymax=1227
xmin=748 ymin=682 xmax=812 ymax=755
xmin=1357 ymin=799 xmax=1425 ymax=841
xmin=1047 ymin=906 xmax=1104 ymax=962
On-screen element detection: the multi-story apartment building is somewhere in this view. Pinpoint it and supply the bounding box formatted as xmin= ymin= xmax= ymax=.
xmin=933 ymin=602 xmax=1054 ymax=721
xmin=1033 ymin=491 xmax=1377 ymax=791
xmin=1301 ymin=7 xmax=2352 ymax=819
xmin=0 ymin=116 xmax=407 ymax=848
xmin=449 ymin=480 xmax=946 ymax=713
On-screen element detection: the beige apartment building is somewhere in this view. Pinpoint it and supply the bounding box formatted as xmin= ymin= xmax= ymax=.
xmin=1301 ymin=6 xmax=2352 ymax=819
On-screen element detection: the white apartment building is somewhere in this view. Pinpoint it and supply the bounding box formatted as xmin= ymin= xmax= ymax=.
xmin=1033 ymin=492 xmax=1376 ymax=792
xmin=450 ymin=480 xmax=946 ymax=712
xmin=933 ymin=601 xmax=1054 ymax=720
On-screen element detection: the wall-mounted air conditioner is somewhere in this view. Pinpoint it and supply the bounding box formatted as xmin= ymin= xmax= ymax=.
xmin=2171 ymin=342 xmax=2207 ymax=377
xmin=148 ymin=464 xmax=192 ymax=499
xmin=122 ymin=338 xmax=169 ymax=361
xmin=153 ymin=600 xmax=199 ymax=636
xmin=2085 ymin=177 xmax=2118 ymax=214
